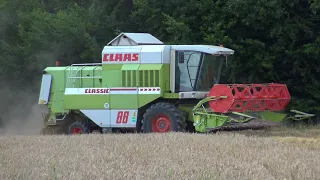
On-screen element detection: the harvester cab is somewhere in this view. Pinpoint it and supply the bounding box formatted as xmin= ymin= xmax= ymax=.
xmin=106 ymin=33 xmax=233 ymax=99
xmin=38 ymin=32 xmax=315 ymax=135
xmin=171 ymin=45 xmax=231 ymax=97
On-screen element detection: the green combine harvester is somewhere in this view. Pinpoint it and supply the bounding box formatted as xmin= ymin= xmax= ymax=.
xmin=38 ymin=32 xmax=315 ymax=134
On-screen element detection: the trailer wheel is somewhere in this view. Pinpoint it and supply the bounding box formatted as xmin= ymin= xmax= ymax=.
xmin=68 ymin=121 xmax=89 ymax=135
xmin=141 ymin=102 xmax=186 ymax=133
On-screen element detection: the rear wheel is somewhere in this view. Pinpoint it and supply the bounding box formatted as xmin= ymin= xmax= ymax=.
xmin=141 ymin=102 xmax=186 ymax=133
xmin=68 ymin=121 xmax=89 ymax=135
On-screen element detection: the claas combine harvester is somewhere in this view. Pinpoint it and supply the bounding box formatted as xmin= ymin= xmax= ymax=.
xmin=38 ymin=33 xmax=315 ymax=134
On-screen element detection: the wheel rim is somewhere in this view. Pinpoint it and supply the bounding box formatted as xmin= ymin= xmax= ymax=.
xmin=72 ymin=127 xmax=82 ymax=134
xmin=151 ymin=115 xmax=171 ymax=132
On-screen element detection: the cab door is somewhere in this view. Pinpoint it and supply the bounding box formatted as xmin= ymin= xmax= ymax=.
xmin=174 ymin=51 xmax=203 ymax=92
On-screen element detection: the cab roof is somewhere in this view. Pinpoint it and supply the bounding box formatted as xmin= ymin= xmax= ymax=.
xmin=171 ymin=45 xmax=234 ymax=55
xmin=106 ymin=32 xmax=234 ymax=55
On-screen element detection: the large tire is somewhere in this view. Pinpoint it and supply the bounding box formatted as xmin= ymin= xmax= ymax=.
xmin=141 ymin=102 xmax=186 ymax=133
xmin=68 ymin=121 xmax=89 ymax=135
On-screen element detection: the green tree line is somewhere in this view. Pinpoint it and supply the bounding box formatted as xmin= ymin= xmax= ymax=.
xmin=0 ymin=0 xmax=319 ymax=113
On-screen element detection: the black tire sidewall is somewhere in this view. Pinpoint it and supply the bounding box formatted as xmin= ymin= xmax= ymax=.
xmin=68 ymin=121 xmax=88 ymax=134
xmin=143 ymin=104 xmax=180 ymax=133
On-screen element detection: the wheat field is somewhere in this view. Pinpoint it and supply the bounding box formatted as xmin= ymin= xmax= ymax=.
xmin=1 ymin=126 xmax=320 ymax=180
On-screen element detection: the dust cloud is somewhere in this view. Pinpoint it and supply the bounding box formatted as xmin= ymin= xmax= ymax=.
xmin=0 ymin=81 xmax=45 ymax=135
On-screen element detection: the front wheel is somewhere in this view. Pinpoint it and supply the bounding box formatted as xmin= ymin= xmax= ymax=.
xmin=141 ymin=102 xmax=186 ymax=133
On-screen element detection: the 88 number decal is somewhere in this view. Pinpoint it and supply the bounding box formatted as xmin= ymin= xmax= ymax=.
xmin=116 ymin=111 xmax=129 ymax=124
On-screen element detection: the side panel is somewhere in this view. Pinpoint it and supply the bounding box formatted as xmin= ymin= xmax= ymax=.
xmin=101 ymin=45 xmax=171 ymax=65
xmin=80 ymin=109 xmax=139 ymax=128
xmin=79 ymin=66 xmax=102 ymax=88
xmin=110 ymin=110 xmax=138 ymax=127
xmin=121 ymin=64 xmax=140 ymax=87
xmin=102 ymin=46 xmax=142 ymax=65
xmin=65 ymin=66 xmax=102 ymax=88
xmin=140 ymin=45 xmax=164 ymax=64
xmin=80 ymin=110 xmax=111 ymax=127
xmin=64 ymin=95 xmax=110 ymax=109
xmin=163 ymin=62 xmax=171 ymax=92
xmin=47 ymin=67 xmax=68 ymax=113
xmin=38 ymin=74 xmax=52 ymax=105
xmin=64 ymin=88 xmax=110 ymax=109
xmin=138 ymin=64 xmax=163 ymax=87
xmin=162 ymin=45 xmax=171 ymax=64
xmin=109 ymin=88 xmax=138 ymax=109
xmin=102 ymin=64 xmax=122 ymax=87
xmin=138 ymin=87 xmax=161 ymax=108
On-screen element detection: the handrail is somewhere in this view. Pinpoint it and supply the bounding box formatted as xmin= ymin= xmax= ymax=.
xmin=71 ymin=63 xmax=102 ymax=66
xmin=66 ymin=63 xmax=102 ymax=88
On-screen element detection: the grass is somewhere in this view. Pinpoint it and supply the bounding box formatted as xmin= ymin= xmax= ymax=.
xmin=1 ymin=126 xmax=320 ymax=180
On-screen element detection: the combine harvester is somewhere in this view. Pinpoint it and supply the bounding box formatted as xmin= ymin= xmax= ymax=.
xmin=38 ymin=33 xmax=315 ymax=134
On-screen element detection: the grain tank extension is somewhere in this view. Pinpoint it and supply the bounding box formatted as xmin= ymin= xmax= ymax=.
xmin=38 ymin=33 xmax=315 ymax=134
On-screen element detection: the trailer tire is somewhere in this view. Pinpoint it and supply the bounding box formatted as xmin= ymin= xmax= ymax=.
xmin=141 ymin=102 xmax=186 ymax=133
xmin=68 ymin=121 xmax=89 ymax=135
